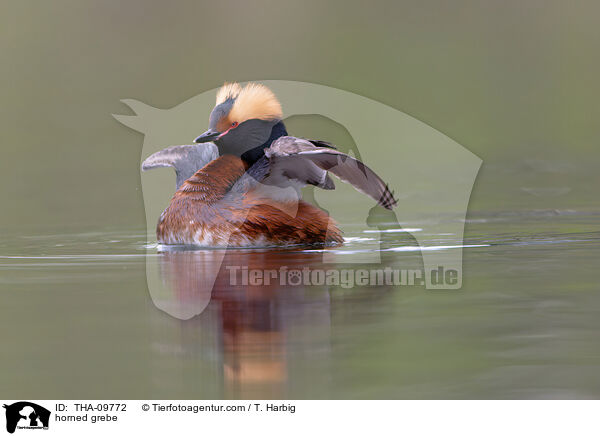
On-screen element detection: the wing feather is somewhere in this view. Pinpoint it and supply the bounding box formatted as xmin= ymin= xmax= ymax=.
xmin=265 ymin=136 xmax=397 ymax=209
xmin=141 ymin=143 xmax=218 ymax=189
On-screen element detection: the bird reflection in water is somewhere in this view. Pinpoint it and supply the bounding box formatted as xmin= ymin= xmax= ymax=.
xmin=154 ymin=247 xmax=335 ymax=398
xmin=149 ymin=207 xmax=420 ymax=398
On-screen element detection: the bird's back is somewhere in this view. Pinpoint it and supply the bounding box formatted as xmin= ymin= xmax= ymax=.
xmin=157 ymin=155 xmax=343 ymax=246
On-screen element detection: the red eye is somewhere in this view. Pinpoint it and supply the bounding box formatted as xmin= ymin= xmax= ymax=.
xmin=231 ymin=121 xmax=238 ymax=128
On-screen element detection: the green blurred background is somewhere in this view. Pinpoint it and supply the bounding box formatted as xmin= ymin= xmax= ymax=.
xmin=2 ymin=0 xmax=599 ymax=231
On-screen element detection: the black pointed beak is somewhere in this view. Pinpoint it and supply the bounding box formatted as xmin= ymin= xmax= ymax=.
xmin=194 ymin=129 xmax=220 ymax=143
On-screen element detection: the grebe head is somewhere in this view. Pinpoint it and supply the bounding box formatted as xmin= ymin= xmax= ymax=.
xmin=194 ymin=83 xmax=285 ymax=161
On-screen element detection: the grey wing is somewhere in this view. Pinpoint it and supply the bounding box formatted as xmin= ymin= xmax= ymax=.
xmin=266 ymin=136 xmax=397 ymax=209
xmin=141 ymin=143 xmax=218 ymax=189
xmin=263 ymin=154 xmax=335 ymax=190
xmin=263 ymin=136 xmax=334 ymax=190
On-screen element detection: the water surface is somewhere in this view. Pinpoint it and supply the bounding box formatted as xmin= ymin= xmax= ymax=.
xmin=1 ymin=209 xmax=598 ymax=399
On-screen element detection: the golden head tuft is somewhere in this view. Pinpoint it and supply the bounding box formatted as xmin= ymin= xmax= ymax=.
xmin=216 ymin=82 xmax=242 ymax=105
xmin=229 ymin=83 xmax=283 ymax=123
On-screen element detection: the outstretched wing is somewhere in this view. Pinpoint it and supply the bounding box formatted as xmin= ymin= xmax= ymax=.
xmin=265 ymin=136 xmax=398 ymax=209
xmin=141 ymin=143 xmax=218 ymax=189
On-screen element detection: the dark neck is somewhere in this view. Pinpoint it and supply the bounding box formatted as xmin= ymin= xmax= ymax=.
xmin=241 ymin=120 xmax=287 ymax=166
